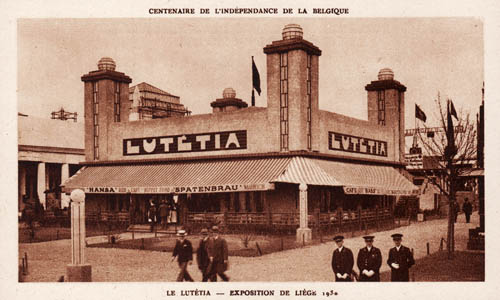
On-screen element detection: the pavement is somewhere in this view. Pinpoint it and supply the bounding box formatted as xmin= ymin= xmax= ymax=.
xmin=18 ymin=212 xmax=479 ymax=282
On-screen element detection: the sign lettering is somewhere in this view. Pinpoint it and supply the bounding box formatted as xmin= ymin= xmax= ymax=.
xmin=329 ymin=131 xmax=387 ymax=157
xmin=83 ymin=183 xmax=272 ymax=194
xmin=123 ymin=130 xmax=247 ymax=156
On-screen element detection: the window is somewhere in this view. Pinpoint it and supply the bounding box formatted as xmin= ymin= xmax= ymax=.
xmin=306 ymin=55 xmax=312 ymax=150
xmin=280 ymin=53 xmax=289 ymax=151
xmin=92 ymin=81 xmax=99 ymax=160
xmin=114 ymin=82 xmax=120 ymax=122
xmin=377 ymin=90 xmax=385 ymax=125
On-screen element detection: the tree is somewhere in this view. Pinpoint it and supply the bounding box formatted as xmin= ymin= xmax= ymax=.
xmin=416 ymin=93 xmax=477 ymax=259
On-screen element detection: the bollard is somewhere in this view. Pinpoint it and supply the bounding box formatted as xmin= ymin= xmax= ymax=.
xmin=426 ymin=242 xmax=430 ymax=255
xmin=280 ymin=237 xmax=284 ymax=251
xmin=141 ymin=238 xmax=145 ymax=250
xmin=24 ymin=252 xmax=28 ymax=273
xmin=256 ymin=242 xmax=262 ymax=256
xmin=302 ymin=234 xmax=305 ymax=247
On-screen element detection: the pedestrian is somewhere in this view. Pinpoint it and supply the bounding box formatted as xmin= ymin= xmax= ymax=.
xmin=196 ymin=228 xmax=213 ymax=282
xmin=463 ymin=198 xmax=473 ymax=223
xmin=208 ymin=225 xmax=229 ymax=281
xmin=357 ymin=235 xmax=382 ymax=282
xmin=159 ymin=200 xmax=169 ymax=229
xmin=454 ymin=201 xmax=460 ymax=223
xmin=171 ymin=229 xmax=194 ymax=282
xmin=387 ymin=233 xmax=415 ymax=282
xmin=331 ymin=235 xmax=354 ymax=282
xmin=148 ymin=202 xmax=156 ymax=232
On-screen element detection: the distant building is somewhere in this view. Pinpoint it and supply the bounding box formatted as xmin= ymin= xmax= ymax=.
xmin=18 ymin=115 xmax=84 ymax=211
xmin=129 ymin=81 xmax=190 ymax=120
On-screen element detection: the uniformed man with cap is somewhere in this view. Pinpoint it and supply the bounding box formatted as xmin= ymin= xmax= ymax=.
xmin=387 ymin=233 xmax=415 ymax=281
xmin=171 ymin=229 xmax=194 ymax=282
xmin=357 ymin=235 xmax=382 ymax=282
xmin=331 ymin=235 xmax=354 ymax=282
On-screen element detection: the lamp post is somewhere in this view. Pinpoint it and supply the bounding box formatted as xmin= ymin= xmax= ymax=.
xmin=66 ymin=189 xmax=92 ymax=281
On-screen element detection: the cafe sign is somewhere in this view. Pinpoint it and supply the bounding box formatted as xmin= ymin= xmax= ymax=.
xmin=329 ymin=131 xmax=388 ymax=157
xmin=123 ymin=130 xmax=247 ymax=156
xmin=84 ymin=183 xmax=273 ymax=194
xmin=343 ymin=186 xmax=419 ymax=195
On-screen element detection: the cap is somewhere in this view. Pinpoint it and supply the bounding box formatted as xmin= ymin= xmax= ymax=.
xmin=176 ymin=229 xmax=187 ymax=237
xmin=211 ymin=225 xmax=219 ymax=232
xmin=391 ymin=233 xmax=403 ymax=240
xmin=363 ymin=235 xmax=375 ymax=241
xmin=333 ymin=235 xmax=344 ymax=242
xmin=200 ymin=228 xmax=209 ymax=235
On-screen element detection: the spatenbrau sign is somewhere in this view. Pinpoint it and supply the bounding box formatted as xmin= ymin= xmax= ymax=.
xmin=123 ymin=130 xmax=247 ymax=155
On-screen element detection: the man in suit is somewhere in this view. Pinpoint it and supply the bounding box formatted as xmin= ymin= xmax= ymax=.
xmin=196 ymin=228 xmax=213 ymax=282
xmin=331 ymin=235 xmax=354 ymax=282
xmin=171 ymin=229 xmax=194 ymax=282
xmin=357 ymin=235 xmax=382 ymax=282
xmin=387 ymin=233 xmax=415 ymax=282
xmin=208 ymin=226 xmax=229 ymax=281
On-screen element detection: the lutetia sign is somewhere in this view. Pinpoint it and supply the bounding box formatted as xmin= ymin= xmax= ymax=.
xmin=123 ymin=130 xmax=246 ymax=155
xmin=328 ymin=132 xmax=387 ymax=157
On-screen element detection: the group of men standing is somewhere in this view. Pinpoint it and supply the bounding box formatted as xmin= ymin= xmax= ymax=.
xmin=331 ymin=233 xmax=415 ymax=282
xmin=171 ymin=226 xmax=229 ymax=282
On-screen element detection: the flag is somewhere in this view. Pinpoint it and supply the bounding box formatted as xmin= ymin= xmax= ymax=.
xmin=449 ymin=100 xmax=458 ymax=120
xmin=445 ymin=100 xmax=457 ymax=158
xmin=415 ymin=104 xmax=427 ymax=122
xmin=252 ymin=57 xmax=261 ymax=96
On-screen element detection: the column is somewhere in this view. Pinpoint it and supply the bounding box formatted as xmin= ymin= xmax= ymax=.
xmin=67 ymin=189 xmax=92 ymax=281
xmin=19 ymin=164 xmax=26 ymax=210
xmin=239 ymin=192 xmax=247 ymax=212
xmin=296 ymin=183 xmax=312 ymax=243
xmin=249 ymin=192 xmax=257 ymax=212
xmin=61 ymin=164 xmax=70 ymax=208
xmin=37 ymin=162 xmax=46 ymax=209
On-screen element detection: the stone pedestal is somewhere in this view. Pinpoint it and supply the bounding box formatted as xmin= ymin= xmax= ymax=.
xmin=66 ymin=264 xmax=92 ymax=282
xmin=296 ymin=227 xmax=312 ymax=244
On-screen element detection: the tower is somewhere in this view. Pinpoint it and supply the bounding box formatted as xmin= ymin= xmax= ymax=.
xmin=365 ymin=68 xmax=406 ymax=162
xmin=81 ymin=57 xmax=132 ymax=161
xmin=264 ymin=24 xmax=322 ymax=152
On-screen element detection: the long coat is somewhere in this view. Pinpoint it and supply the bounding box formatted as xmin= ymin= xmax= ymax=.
xmin=196 ymin=237 xmax=213 ymax=270
xmin=212 ymin=236 xmax=229 ymax=273
xmin=387 ymin=246 xmax=415 ymax=281
xmin=357 ymin=246 xmax=382 ymax=281
xmin=331 ymin=247 xmax=354 ymax=282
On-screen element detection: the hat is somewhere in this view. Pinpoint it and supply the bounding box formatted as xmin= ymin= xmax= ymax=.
xmin=391 ymin=233 xmax=403 ymax=240
xmin=333 ymin=235 xmax=344 ymax=242
xmin=200 ymin=228 xmax=209 ymax=235
xmin=363 ymin=235 xmax=375 ymax=241
xmin=176 ymin=229 xmax=187 ymax=237
xmin=211 ymin=225 xmax=219 ymax=232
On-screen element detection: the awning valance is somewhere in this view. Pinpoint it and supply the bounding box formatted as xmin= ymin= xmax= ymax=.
xmin=63 ymin=157 xmax=292 ymax=194
xmin=63 ymin=156 xmax=418 ymax=196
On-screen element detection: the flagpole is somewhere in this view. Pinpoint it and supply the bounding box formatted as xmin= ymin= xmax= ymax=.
xmin=251 ymin=56 xmax=255 ymax=107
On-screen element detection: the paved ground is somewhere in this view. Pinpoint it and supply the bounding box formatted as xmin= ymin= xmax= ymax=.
xmin=18 ymin=213 xmax=479 ymax=282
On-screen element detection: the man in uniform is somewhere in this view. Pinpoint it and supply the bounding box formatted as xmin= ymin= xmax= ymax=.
xmin=357 ymin=235 xmax=382 ymax=282
xmin=331 ymin=235 xmax=354 ymax=282
xmin=196 ymin=228 xmax=213 ymax=282
xmin=171 ymin=229 xmax=194 ymax=282
xmin=208 ymin=226 xmax=229 ymax=281
xmin=387 ymin=233 xmax=415 ymax=281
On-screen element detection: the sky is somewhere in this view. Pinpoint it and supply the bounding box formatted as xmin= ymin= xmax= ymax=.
xmin=18 ymin=18 xmax=483 ymax=138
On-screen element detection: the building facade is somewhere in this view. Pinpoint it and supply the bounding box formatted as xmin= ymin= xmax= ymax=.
xmin=64 ymin=24 xmax=418 ymax=241
xmin=18 ymin=115 xmax=84 ymax=211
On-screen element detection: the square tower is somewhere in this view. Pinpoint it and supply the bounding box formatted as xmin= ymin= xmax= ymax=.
xmin=365 ymin=68 xmax=406 ymax=162
xmin=81 ymin=57 xmax=132 ymax=162
xmin=264 ymin=24 xmax=322 ymax=152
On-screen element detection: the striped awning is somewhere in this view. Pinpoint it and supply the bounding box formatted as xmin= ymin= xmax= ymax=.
xmin=63 ymin=157 xmax=292 ymax=194
xmin=312 ymin=159 xmax=419 ymax=195
xmin=63 ymin=156 xmax=418 ymax=196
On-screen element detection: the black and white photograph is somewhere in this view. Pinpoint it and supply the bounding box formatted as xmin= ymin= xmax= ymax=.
xmin=1 ymin=0 xmax=499 ymax=299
